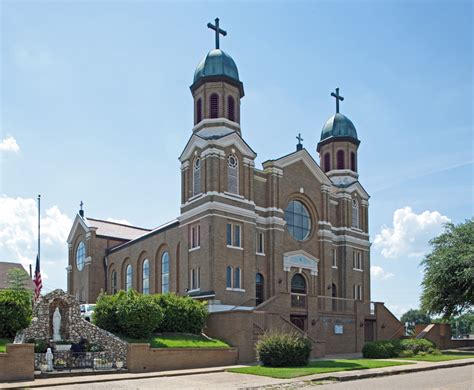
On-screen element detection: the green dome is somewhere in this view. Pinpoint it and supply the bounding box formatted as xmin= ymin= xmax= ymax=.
xmin=320 ymin=113 xmax=358 ymax=141
xmin=193 ymin=49 xmax=240 ymax=83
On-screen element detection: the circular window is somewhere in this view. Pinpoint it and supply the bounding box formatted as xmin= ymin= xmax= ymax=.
xmin=284 ymin=200 xmax=311 ymax=241
xmin=227 ymin=154 xmax=238 ymax=168
xmin=76 ymin=241 xmax=85 ymax=271
xmin=194 ymin=157 xmax=200 ymax=170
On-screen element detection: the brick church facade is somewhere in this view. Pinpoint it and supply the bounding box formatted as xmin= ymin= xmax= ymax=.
xmin=66 ymin=19 xmax=402 ymax=360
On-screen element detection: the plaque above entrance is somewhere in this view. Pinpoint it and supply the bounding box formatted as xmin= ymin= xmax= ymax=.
xmin=283 ymin=250 xmax=319 ymax=275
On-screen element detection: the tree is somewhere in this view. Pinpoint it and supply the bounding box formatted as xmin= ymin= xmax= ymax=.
xmin=0 ymin=289 xmax=32 ymax=338
xmin=401 ymin=309 xmax=431 ymax=335
xmin=421 ymin=219 xmax=474 ymax=318
xmin=6 ymin=268 xmax=31 ymax=292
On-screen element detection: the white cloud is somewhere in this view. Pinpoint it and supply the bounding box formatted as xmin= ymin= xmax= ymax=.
xmin=0 ymin=195 xmax=72 ymax=291
xmin=370 ymin=265 xmax=394 ymax=281
xmin=106 ymin=217 xmax=131 ymax=226
xmin=373 ymin=207 xmax=450 ymax=259
xmin=0 ymin=136 xmax=20 ymax=153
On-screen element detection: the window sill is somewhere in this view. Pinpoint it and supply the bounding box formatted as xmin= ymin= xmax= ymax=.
xmin=189 ymin=193 xmax=203 ymax=202
xmin=353 ymin=268 xmax=363 ymax=272
xmin=331 ymin=266 xmax=338 ymax=269
xmin=256 ymin=252 xmax=265 ymax=256
xmin=227 ymin=245 xmax=243 ymax=251
xmin=224 ymin=191 xmax=244 ymax=199
xmin=351 ymin=227 xmax=363 ymax=232
xmin=187 ymin=288 xmax=200 ymax=293
xmin=226 ymin=288 xmax=246 ymax=292
xmin=188 ymin=246 xmax=201 ymax=253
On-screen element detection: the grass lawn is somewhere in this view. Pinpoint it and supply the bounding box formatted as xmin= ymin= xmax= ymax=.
xmin=228 ymin=359 xmax=413 ymax=379
xmin=0 ymin=338 xmax=12 ymax=353
xmin=125 ymin=333 xmax=230 ymax=348
xmin=403 ymin=352 xmax=474 ymax=362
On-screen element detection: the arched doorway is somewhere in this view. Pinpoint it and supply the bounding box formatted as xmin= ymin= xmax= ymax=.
xmin=256 ymin=273 xmax=264 ymax=305
xmin=291 ymin=273 xmax=307 ymax=308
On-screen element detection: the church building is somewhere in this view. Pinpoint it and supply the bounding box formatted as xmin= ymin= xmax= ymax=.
xmin=66 ymin=19 xmax=402 ymax=360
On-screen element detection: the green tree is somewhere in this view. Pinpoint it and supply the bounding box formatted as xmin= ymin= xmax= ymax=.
xmin=421 ymin=219 xmax=474 ymax=318
xmin=0 ymin=289 xmax=32 ymax=337
xmin=6 ymin=268 xmax=31 ymax=292
xmin=400 ymin=309 xmax=431 ymax=335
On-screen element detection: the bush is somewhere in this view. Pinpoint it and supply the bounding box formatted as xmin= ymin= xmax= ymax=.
xmin=256 ymin=331 xmax=312 ymax=367
xmin=398 ymin=349 xmax=415 ymax=358
xmin=0 ymin=289 xmax=32 ymax=338
xmin=362 ymin=340 xmax=401 ymax=359
xmin=153 ymin=293 xmax=208 ymax=334
xmin=94 ymin=290 xmax=163 ymax=339
xmin=399 ymin=338 xmax=436 ymax=355
xmin=27 ymin=339 xmax=48 ymax=353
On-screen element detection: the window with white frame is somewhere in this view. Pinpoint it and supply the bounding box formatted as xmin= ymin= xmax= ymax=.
xmin=142 ymin=259 xmax=150 ymax=295
xmin=353 ymin=251 xmax=362 ymax=270
xmin=257 ymin=232 xmax=265 ymax=254
xmin=111 ymin=270 xmax=117 ymax=294
xmin=352 ymin=198 xmax=359 ymax=228
xmin=226 ymin=265 xmax=243 ymax=290
xmin=125 ymin=265 xmax=133 ymax=291
xmin=353 ymin=284 xmax=363 ymax=300
xmin=227 ymin=154 xmax=239 ymax=194
xmin=191 ymin=224 xmax=200 ymax=249
xmin=226 ymin=266 xmax=233 ymax=288
xmin=226 ymin=222 xmax=241 ymax=248
xmin=234 ymin=267 xmax=241 ymax=289
xmin=161 ymin=252 xmax=169 ymax=293
xmin=190 ymin=267 xmax=200 ymax=290
xmin=193 ymin=157 xmax=201 ymax=196
xmin=332 ymin=249 xmax=337 ymax=268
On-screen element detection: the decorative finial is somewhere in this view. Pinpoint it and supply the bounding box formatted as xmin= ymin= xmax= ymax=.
xmin=331 ymin=87 xmax=344 ymax=114
xmin=296 ymin=133 xmax=304 ymax=151
xmin=207 ymin=17 xmax=227 ymax=50
xmin=79 ymin=201 xmax=84 ymax=218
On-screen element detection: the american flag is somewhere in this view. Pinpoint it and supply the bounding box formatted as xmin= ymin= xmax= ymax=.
xmin=33 ymin=254 xmax=42 ymax=300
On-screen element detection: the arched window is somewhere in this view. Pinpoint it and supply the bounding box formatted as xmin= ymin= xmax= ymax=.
xmin=284 ymin=200 xmax=311 ymax=241
xmin=234 ymin=267 xmax=241 ymax=289
xmin=161 ymin=252 xmax=169 ymax=293
xmin=210 ymin=93 xmax=219 ymax=118
xmin=337 ymin=150 xmax=345 ymax=169
xmin=111 ymin=270 xmax=117 ymax=294
xmin=227 ymin=154 xmax=239 ymax=194
xmin=142 ymin=259 xmax=150 ymax=295
xmin=125 ymin=265 xmax=133 ymax=291
xmin=76 ymin=241 xmax=85 ymax=271
xmin=227 ymin=96 xmax=235 ymax=122
xmin=196 ymin=98 xmax=202 ymax=124
xmin=352 ymin=199 xmax=359 ymax=228
xmin=324 ymin=153 xmax=331 ymax=173
xmin=226 ymin=266 xmax=233 ymax=288
xmin=350 ymin=152 xmax=356 ymax=172
xmin=193 ymin=157 xmax=201 ymax=196
xmin=256 ymin=273 xmax=264 ymax=305
xmin=291 ymin=273 xmax=307 ymax=294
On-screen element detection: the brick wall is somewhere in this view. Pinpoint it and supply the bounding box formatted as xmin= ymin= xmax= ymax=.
xmin=127 ymin=344 xmax=238 ymax=373
xmin=0 ymin=343 xmax=34 ymax=382
xmin=415 ymin=323 xmax=474 ymax=350
xmin=374 ymin=302 xmax=404 ymax=340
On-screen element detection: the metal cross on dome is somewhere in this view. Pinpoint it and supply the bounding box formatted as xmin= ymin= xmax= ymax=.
xmin=207 ymin=18 xmax=227 ymax=50
xmin=331 ymin=87 xmax=344 ymax=114
xmin=296 ymin=133 xmax=304 ymax=145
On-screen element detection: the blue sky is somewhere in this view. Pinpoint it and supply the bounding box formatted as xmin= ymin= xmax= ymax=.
xmin=1 ymin=1 xmax=472 ymax=318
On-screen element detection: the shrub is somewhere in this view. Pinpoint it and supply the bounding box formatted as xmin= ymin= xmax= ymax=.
xmin=94 ymin=290 xmax=163 ymax=339
xmin=256 ymin=331 xmax=312 ymax=367
xmin=27 ymin=339 xmax=48 ymax=353
xmin=0 ymin=289 xmax=32 ymax=338
xmin=399 ymin=338 xmax=436 ymax=355
xmin=153 ymin=294 xmax=208 ymax=334
xmin=398 ymin=349 xmax=414 ymax=358
xmin=362 ymin=340 xmax=401 ymax=359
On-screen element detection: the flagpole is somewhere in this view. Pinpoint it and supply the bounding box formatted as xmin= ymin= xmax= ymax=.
xmin=38 ymin=194 xmax=41 ymax=267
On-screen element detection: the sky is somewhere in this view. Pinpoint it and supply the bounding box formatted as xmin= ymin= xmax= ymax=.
xmin=0 ymin=0 xmax=472 ymax=318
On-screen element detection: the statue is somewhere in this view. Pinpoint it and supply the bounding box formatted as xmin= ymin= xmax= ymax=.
xmin=45 ymin=348 xmax=53 ymax=371
xmin=52 ymin=307 xmax=62 ymax=341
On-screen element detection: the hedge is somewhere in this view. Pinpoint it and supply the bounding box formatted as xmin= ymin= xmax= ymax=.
xmin=256 ymin=330 xmax=312 ymax=367
xmin=362 ymin=338 xmax=437 ymax=359
xmin=94 ymin=291 xmax=208 ymax=338
xmin=0 ymin=289 xmax=32 ymax=338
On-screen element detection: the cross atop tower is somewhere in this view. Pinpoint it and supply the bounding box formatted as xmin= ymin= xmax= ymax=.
xmin=331 ymin=87 xmax=344 ymax=114
xmin=79 ymin=201 xmax=84 ymax=218
xmin=296 ymin=133 xmax=304 ymax=151
xmin=207 ymin=18 xmax=227 ymax=50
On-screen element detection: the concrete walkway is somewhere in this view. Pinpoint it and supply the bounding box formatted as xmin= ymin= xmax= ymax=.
xmin=1 ymin=357 xmax=473 ymax=389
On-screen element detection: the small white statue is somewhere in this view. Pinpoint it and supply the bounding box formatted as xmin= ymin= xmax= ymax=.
xmin=45 ymin=348 xmax=53 ymax=371
xmin=52 ymin=307 xmax=62 ymax=341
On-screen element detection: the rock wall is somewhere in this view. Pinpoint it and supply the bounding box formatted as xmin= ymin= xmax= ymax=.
xmin=14 ymin=289 xmax=127 ymax=363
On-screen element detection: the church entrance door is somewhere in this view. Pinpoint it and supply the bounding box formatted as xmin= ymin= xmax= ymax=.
xmin=364 ymin=320 xmax=375 ymax=342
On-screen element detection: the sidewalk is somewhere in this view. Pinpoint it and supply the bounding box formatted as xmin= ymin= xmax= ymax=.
xmin=1 ymin=358 xmax=473 ymax=389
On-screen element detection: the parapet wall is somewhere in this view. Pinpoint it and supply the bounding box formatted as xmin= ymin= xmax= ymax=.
xmin=0 ymin=343 xmax=34 ymax=382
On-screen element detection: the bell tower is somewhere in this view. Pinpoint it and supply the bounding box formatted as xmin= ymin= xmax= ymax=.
xmin=190 ymin=18 xmax=244 ymax=134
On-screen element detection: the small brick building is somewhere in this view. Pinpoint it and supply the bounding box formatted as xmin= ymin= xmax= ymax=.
xmin=66 ymin=20 xmax=402 ymax=359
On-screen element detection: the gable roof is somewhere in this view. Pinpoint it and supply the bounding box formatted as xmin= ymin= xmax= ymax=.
xmin=0 ymin=262 xmax=34 ymax=290
xmin=67 ymin=214 xmax=151 ymax=244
